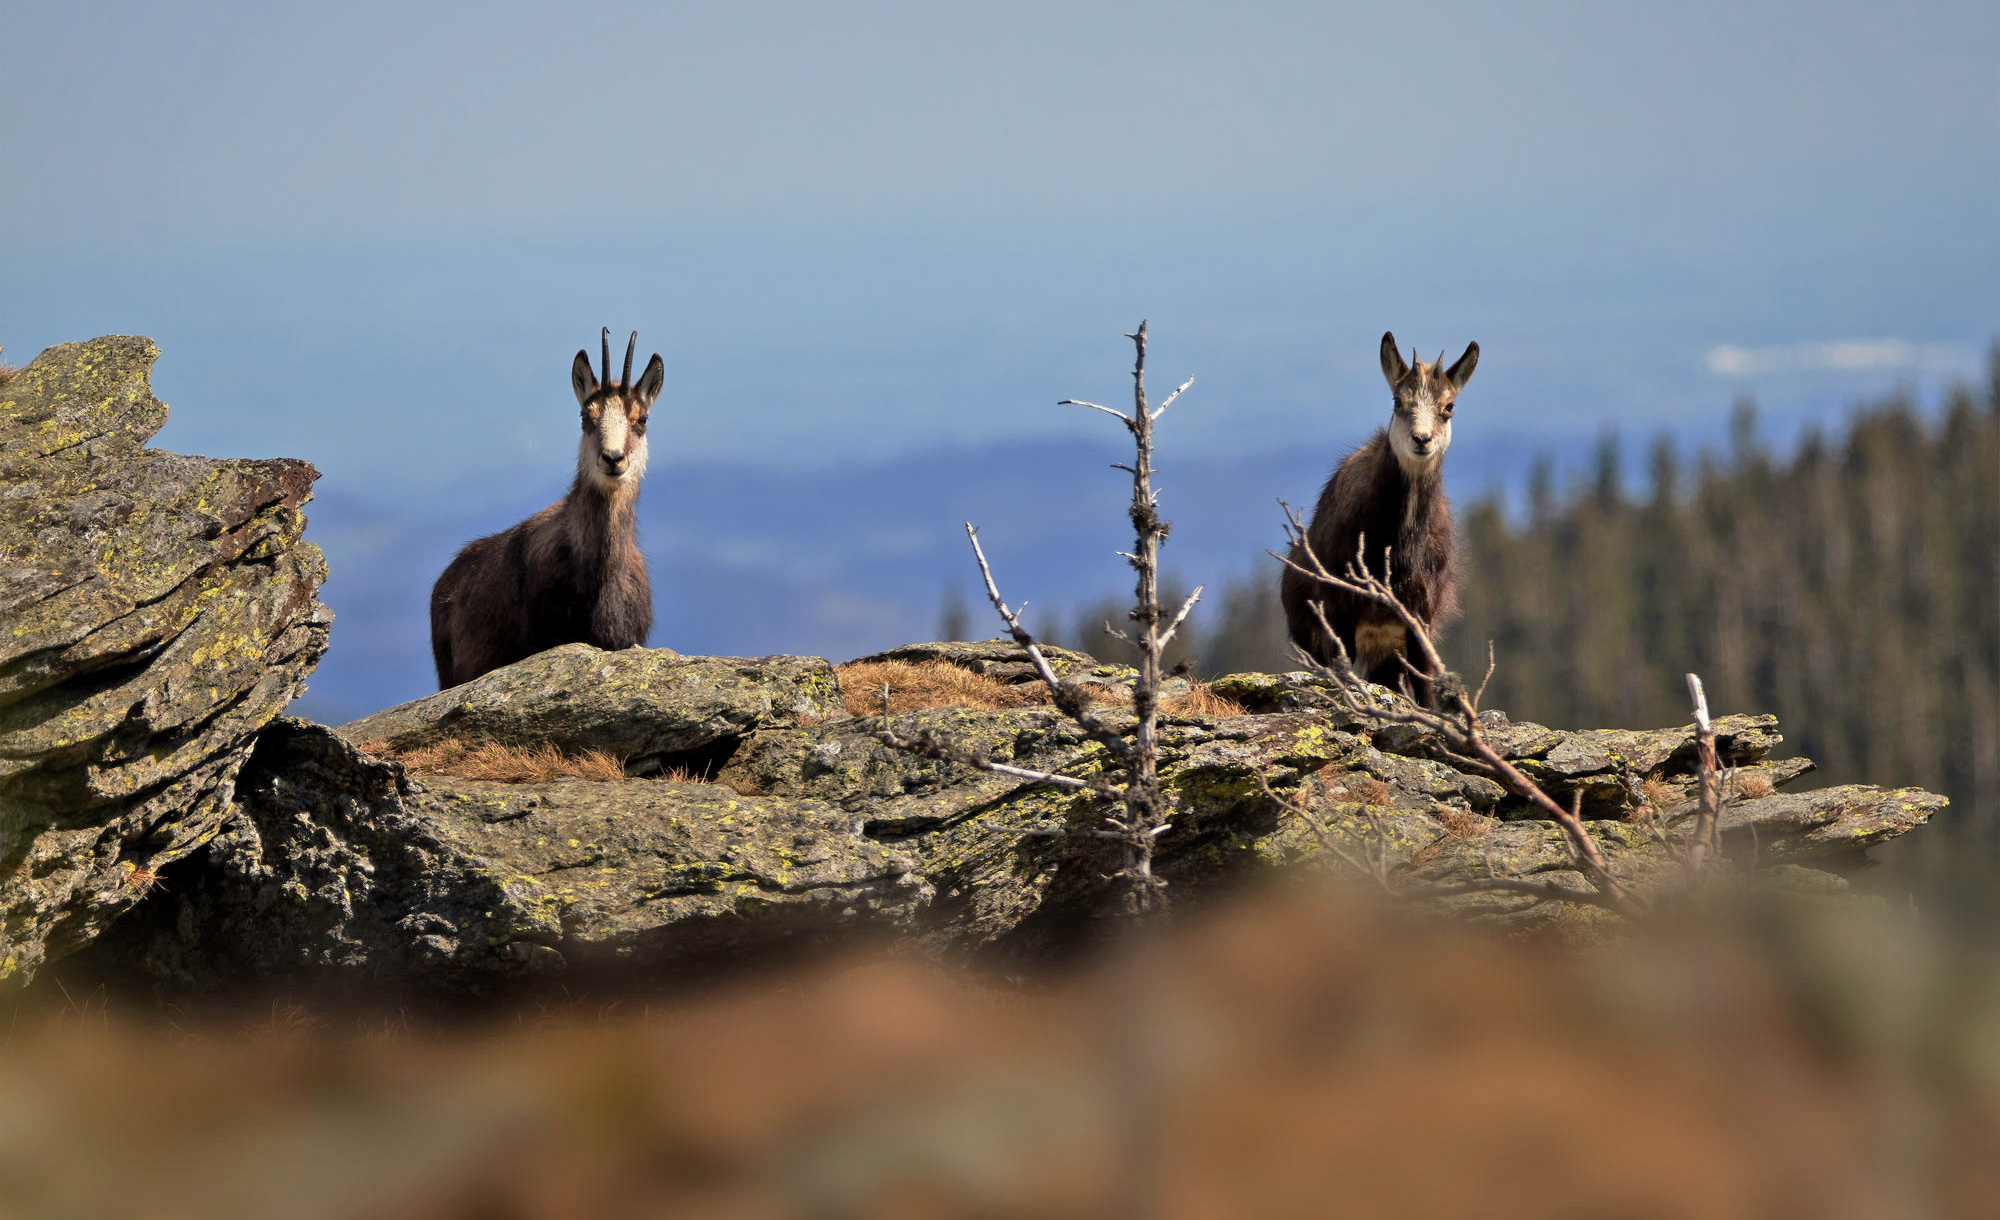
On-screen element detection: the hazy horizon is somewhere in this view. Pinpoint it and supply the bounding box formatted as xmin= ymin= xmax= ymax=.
xmin=6 ymin=0 xmax=1995 ymax=716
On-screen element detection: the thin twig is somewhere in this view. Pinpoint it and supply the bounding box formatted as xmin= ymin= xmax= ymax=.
xmin=1063 ymin=398 xmax=1134 ymax=426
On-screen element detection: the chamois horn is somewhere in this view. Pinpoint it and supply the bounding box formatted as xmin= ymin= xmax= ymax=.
xmin=600 ymin=327 xmax=612 ymax=389
xmin=622 ymin=331 xmax=637 ymax=388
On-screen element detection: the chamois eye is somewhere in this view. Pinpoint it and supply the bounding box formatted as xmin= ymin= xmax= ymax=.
xmin=632 ymin=418 xmax=647 ymax=435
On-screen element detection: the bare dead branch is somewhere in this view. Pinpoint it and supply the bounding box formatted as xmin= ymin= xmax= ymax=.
xmin=1156 ymin=585 xmax=1204 ymax=650
xmin=1063 ymin=398 xmax=1134 ymax=426
xmin=1150 ymin=375 xmax=1195 ymax=421
xmin=1686 ymin=672 xmax=1723 ymax=870
xmin=1271 ymin=516 xmax=1646 ymax=917
xmin=1474 ymin=641 xmax=1497 ymax=708
xmin=1254 ymin=770 xmax=1394 ymax=892
xmin=872 ymin=717 xmax=1118 ymax=799
xmin=965 ymin=523 xmax=1134 ymax=761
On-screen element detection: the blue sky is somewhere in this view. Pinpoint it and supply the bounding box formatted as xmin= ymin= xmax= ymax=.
xmin=5 ymin=1 xmax=1995 ymax=713
xmin=6 ymin=1 xmax=1993 ymax=473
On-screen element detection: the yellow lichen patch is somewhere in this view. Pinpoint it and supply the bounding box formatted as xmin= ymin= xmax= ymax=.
xmin=361 ymin=738 xmax=626 ymax=783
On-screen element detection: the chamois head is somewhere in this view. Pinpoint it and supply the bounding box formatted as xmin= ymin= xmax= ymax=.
xmin=570 ymin=328 xmax=665 ymax=491
xmin=1379 ymin=331 xmax=1478 ymax=476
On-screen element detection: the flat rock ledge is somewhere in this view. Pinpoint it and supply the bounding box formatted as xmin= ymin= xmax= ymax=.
xmin=0 ymin=338 xmax=329 ymax=988
xmin=86 ymin=642 xmax=1944 ymax=1001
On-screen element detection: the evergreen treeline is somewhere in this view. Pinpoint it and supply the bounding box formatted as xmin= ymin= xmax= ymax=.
xmin=1434 ymin=364 xmax=1996 ymax=884
xmin=962 ymin=354 xmax=1997 ymax=904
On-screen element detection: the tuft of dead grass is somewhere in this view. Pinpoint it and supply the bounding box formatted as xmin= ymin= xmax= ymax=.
xmin=836 ymin=660 xmax=1047 ymax=717
xmin=1161 ymin=683 xmax=1248 ymax=718
xmin=1642 ymin=776 xmax=1681 ymax=810
xmin=360 ymin=739 xmax=626 ymax=783
xmin=837 ymin=661 xmax=1249 ymax=720
xmin=652 ymin=764 xmax=761 ymax=796
xmin=1736 ymin=772 xmax=1774 ymax=799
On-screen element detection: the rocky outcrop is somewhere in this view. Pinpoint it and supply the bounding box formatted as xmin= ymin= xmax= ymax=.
xmin=88 ymin=642 xmax=1943 ymax=998
xmin=0 ymin=337 xmax=329 ymax=987
xmin=336 ymin=643 xmax=842 ymax=773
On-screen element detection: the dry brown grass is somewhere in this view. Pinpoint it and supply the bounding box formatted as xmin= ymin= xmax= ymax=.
xmin=837 ymin=661 xmax=1247 ymax=720
xmin=1642 ymin=776 xmax=1681 ymax=810
xmin=1736 ymin=772 xmax=1774 ymax=799
xmin=656 ymin=765 xmax=764 ymax=797
xmin=0 ymin=355 xmax=15 ymax=384
xmin=835 ymin=660 xmax=1046 ymax=717
xmin=1407 ymin=805 xmax=1483 ymax=869
xmin=361 ymin=739 xmax=626 ymax=783
xmin=1161 ymin=683 xmax=1248 ymax=718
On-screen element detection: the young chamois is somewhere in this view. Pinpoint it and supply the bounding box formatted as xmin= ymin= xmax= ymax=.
xmin=429 ymin=329 xmax=663 ymax=689
xmin=1281 ymin=331 xmax=1478 ymax=706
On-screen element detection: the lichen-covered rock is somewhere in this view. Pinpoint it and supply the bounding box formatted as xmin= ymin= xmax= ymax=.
xmin=76 ymin=637 xmax=1948 ymax=998
xmin=335 ymin=644 xmax=841 ymax=770
xmin=0 ymin=337 xmax=329 ymax=987
xmin=97 ymin=719 xmax=929 ymax=994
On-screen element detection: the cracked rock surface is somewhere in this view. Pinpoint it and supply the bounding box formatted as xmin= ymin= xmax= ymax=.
xmin=89 ymin=642 xmax=1944 ymax=998
xmin=0 ymin=337 xmax=329 ymax=987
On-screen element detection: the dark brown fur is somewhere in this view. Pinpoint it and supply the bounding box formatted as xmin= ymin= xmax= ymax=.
xmin=1282 ymin=335 xmax=1474 ymax=705
xmin=429 ymin=480 xmax=651 ymax=689
xmin=429 ymin=331 xmax=660 ymax=690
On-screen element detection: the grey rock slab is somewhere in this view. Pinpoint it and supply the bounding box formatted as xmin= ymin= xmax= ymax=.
xmin=0 ymin=337 xmax=329 ymax=987
xmin=336 ymin=644 xmax=843 ymax=767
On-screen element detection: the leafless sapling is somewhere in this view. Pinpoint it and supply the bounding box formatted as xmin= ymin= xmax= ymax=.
xmin=875 ymin=322 xmax=1200 ymax=919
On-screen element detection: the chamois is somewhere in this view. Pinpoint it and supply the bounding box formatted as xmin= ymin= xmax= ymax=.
xmin=1281 ymin=331 xmax=1478 ymax=705
xmin=429 ymin=329 xmax=663 ymax=690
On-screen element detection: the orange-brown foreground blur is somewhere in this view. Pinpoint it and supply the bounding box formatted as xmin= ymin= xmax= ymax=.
xmin=6 ymin=887 xmax=1996 ymax=1218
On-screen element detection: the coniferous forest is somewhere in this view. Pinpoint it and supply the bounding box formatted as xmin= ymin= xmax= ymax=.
xmin=1048 ymin=353 xmax=1999 ymax=916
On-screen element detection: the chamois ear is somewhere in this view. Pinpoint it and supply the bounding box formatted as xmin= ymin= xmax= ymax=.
xmin=1445 ymin=341 xmax=1479 ymax=390
xmin=634 ymin=353 xmax=666 ymax=408
xmin=571 ymin=349 xmax=599 ymax=406
xmin=1380 ymin=331 xmax=1409 ymax=386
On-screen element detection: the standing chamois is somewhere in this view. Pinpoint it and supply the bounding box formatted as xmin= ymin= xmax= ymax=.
xmin=1281 ymin=331 xmax=1478 ymax=705
xmin=429 ymin=329 xmax=664 ymax=689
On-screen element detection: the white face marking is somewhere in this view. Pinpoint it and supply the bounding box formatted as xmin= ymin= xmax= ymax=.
xmin=579 ymin=398 xmax=650 ymax=491
xmin=1388 ymin=383 xmax=1452 ymax=477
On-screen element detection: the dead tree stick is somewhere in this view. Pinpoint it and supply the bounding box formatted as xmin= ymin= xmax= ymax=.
xmin=876 ymin=322 xmax=1198 ymax=921
xmin=1686 ymin=672 xmax=1722 ymax=869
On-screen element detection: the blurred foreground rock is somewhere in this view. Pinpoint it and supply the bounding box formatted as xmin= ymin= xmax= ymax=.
xmin=0 ymin=338 xmax=329 ymax=988
xmin=89 ymin=640 xmax=1943 ymax=999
